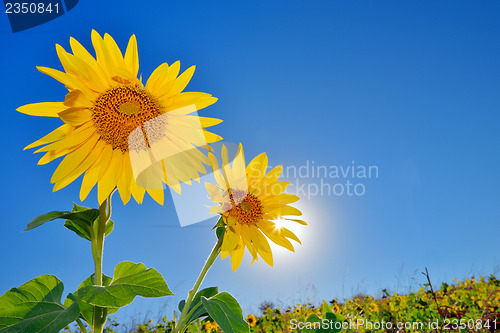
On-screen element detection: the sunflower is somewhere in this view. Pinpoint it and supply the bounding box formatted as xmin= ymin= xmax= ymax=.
xmin=18 ymin=30 xmax=222 ymax=205
xmin=204 ymin=321 xmax=219 ymax=332
xmin=246 ymin=314 xmax=257 ymax=327
xmin=205 ymin=144 xmax=307 ymax=271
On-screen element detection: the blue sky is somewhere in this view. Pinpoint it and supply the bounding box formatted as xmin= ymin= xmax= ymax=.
xmin=1 ymin=0 xmax=499 ymax=327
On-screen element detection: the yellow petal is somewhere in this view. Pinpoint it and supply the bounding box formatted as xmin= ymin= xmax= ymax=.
xmin=169 ymin=66 xmax=195 ymax=96
xmin=209 ymin=152 xmax=226 ymax=190
xmin=266 ymin=205 xmax=302 ymax=217
xmin=258 ymin=247 xmax=274 ymax=267
xmin=56 ymin=139 xmax=106 ymax=188
xmin=124 ymin=34 xmax=139 ymax=76
xmin=64 ymin=90 xmax=93 ymax=108
xmin=256 ymin=166 xmax=283 ymax=198
xmin=56 ymin=44 xmax=108 ymax=91
xmin=230 ymin=240 xmax=245 ymax=272
xmin=69 ymin=37 xmax=109 ymax=86
xmin=231 ymin=143 xmax=246 ymax=178
xmin=145 ymin=63 xmax=170 ymax=93
xmin=36 ymin=66 xmax=97 ymax=101
xmin=198 ymin=116 xmax=222 ymax=128
xmin=34 ymin=122 xmax=95 ymax=153
xmin=222 ymin=226 xmax=241 ymax=252
xmin=152 ymin=61 xmax=181 ymax=99
xmin=262 ymin=193 xmax=300 ymax=206
xmin=58 ymin=108 xmax=92 ymax=126
xmin=97 ymin=149 xmax=122 ymax=204
xmin=258 ymin=222 xmax=295 ymax=252
xmin=130 ymin=178 xmax=146 ymax=204
xmin=52 ymin=170 xmax=81 ymax=192
xmin=147 ymin=188 xmax=164 ymax=205
xmin=17 ymin=102 xmax=68 ymax=117
xmin=24 ymin=124 xmax=73 ymax=150
xmin=50 ymin=134 xmax=99 ymax=183
xmin=97 ymin=144 xmax=113 ymax=181
xmin=284 ymin=218 xmax=308 ymax=226
xmin=38 ymin=147 xmax=76 ymax=165
xmin=91 ymin=30 xmax=114 ymax=78
xmin=246 ymin=153 xmax=268 ymax=193
xmin=103 ymin=33 xmax=126 ymax=69
xmin=80 ymin=165 xmax=100 ymax=201
xmin=281 ymin=227 xmax=302 ymax=244
xmin=165 ymin=92 xmax=218 ymax=112
xmin=116 ymin=151 xmax=133 ymax=204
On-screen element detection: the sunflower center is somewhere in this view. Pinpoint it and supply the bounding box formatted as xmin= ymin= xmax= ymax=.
xmin=90 ymin=85 xmax=165 ymax=152
xmin=118 ymin=101 xmax=140 ymax=116
xmin=224 ymin=189 xmax=263 ymax=225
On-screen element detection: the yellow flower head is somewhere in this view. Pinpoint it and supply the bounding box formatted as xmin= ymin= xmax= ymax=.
xmin=368 ymin=302 xmax=379 ymax=312
xmin=246 ymin=314 xmax=257 ymax=327
xmin=206 ymin=144 xmax=307 ymax=271
xmin=18 ymin=30 xmax=222 ymax=205
xmin=204 ymin=321 xmax=219 ymax=332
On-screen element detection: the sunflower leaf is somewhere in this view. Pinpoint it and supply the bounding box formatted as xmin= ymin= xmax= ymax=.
xmin=24 ymin=203 xmax=114 ymax=242
xmin=64 ymin=274 xmax=117 ymax=326
xmin=201 ymin=292 xmax=249 ymax=333
xmin=0 ymin=275 xmax=80 ymax=333
xmin=304 ymin=312 xmax=344 ymax=333
xmin=178 ymin=287 xmax=218 ymax=326
xmin=24 ymin=211 xmax=72 ymax=232
xmin=76 ymin=261 xmax=174 ymax=309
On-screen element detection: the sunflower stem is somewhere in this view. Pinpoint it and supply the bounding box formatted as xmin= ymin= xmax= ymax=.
xmin=76 ymin=318 xmax=87 ymax=333
xmin=174 ymin=222 xmax=224 ymax=333
xmin=91 ymin=195 xmax=112 ymax=333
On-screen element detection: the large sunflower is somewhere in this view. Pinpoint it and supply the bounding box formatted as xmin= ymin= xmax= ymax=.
xmin=205 ymin=144 xmax=307 ymax=271
xmin=18 ymin=30 xmax=222 ymax=205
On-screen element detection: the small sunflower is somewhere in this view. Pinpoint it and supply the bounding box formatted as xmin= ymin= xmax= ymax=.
xmin=206 ymin=144 xmax=307 ymax=271
xmin=204 ymin=321 xmax=219 ymax=332
xmin=246 ymin=314 xmax=257 ymax=327
xmin=18 ymin=30 xmax=221 ymax=205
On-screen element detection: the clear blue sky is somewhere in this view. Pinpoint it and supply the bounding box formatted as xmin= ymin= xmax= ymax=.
xmin=1 ymin=0 xmax=499 ymax=327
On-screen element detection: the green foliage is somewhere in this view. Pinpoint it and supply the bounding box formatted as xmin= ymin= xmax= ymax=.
xmin=64 ymin=274 xmax=116 ymax=326
xmin=77 ymin=274 xmax=498 ymax=333
xmin=24 ymin=203 xmax=114 ymax=241
xmin=0 ymin=275 xmax=80 ymax=333
xmin=178 ymin=287 xmax=219 ymax=326
xmin=201 ymin=292 xmax=249 ymax=333
xmin=77 ymin=261 xmax=174 ymax=309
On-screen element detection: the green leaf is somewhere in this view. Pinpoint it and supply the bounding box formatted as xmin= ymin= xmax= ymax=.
xmin=0 ymin=275 xmax=80 ymax=333
xmin=201 ymin=292 xmax=249 ymax=333
xmin=104 ymin=219 xmax=114 ymax=237
xmin=24 ymin=211 xmax=72 ymax=232
xmin=178 ymin=287 xmax=218 ymax=326
xmin=303 ymin=314 xmax=322 ymax=333
xmin=64 ymin=274 xmax=116 ymax=326
xmin=304 ymin=313 xmax=344 ymax=333
xmin=77 ymin=261 xmax=174 ymax=309
xmin=215 ymin=226 xmax=225 ymax=239
xmin=321 ymin=301 xmax=333 ymax=316
xmin=24 ymin=203 xmax=114 ymax=241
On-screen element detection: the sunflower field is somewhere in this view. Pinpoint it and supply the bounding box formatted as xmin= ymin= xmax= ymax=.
xmin=60 ymin=274 xmax=499 ymax=333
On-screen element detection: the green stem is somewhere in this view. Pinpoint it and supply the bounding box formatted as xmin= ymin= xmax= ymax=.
xmin=76 ymin=318 xmax=87 ymax=333
xmin=174 ymin=230 xmax=224 ymax=333
xmin=91 ymin=195 xmax=112 ymax=333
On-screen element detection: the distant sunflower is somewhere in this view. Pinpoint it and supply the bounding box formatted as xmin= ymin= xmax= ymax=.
xmin=206 ymin=144 xmax=307 ymax=271
xmin=204 ymin=321 xmax=219 ymax=332
xmin=18 ymin=30 xmax=221 ymax=205
xmin=246 ymin=314 xmax=257 ymax=327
